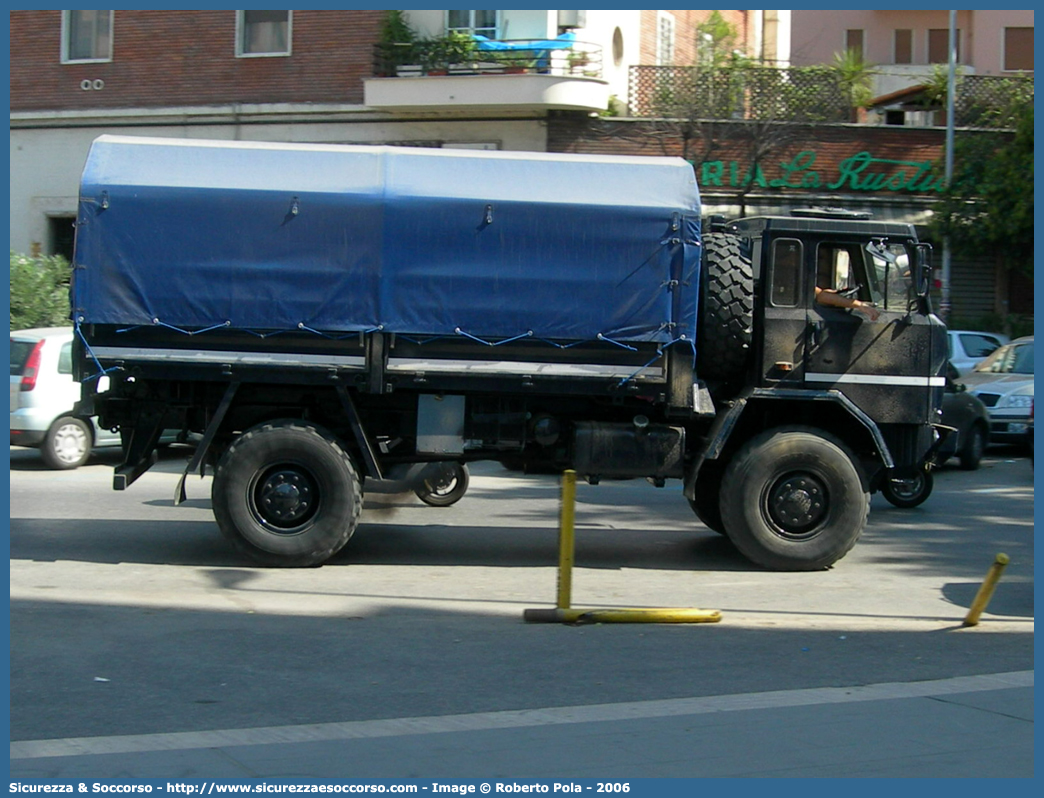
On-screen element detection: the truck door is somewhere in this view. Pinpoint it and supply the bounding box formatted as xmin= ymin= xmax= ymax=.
xmin=805 ymin=238 xmax=937 ymax=425
xmin=759 ymin=236 xmax=810 ymax=386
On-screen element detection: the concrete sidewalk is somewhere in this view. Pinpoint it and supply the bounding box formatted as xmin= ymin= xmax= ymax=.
xmin=10 ymin=671 xmax=1033 ymax=779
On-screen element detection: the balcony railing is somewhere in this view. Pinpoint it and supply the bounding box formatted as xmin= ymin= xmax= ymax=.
xmin=373 ymin=38 xmax=603 ymax=79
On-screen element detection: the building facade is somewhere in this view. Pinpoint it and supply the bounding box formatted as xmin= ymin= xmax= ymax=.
xmin=790 ymin=9 xmax=1034 ymax=99
xmin=11 ymin=9 xmax=777 ymax=259
xmin=8 ymin=9 xmax=1029 ymax=325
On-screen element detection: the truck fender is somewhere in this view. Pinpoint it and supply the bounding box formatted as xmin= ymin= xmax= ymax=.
xmin=683 ymin=387 xmax=894 ymax=500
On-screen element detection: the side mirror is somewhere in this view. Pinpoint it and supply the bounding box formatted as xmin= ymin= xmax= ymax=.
xmin=914 ymin=243 xmax=932 ymax=297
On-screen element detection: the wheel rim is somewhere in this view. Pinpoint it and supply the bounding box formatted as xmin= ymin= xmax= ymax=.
xmin=426 ymin=475 xmax=458 ymax=496
xmin=764 ymin=471 xmax=828 ymax=539
xmin=249 ymin=464 xmax=321 ymax=534
xmin=53 ymin=423 xmax=89 ymax=465
xmin=889 ymin=474 xmax=925 ymax=500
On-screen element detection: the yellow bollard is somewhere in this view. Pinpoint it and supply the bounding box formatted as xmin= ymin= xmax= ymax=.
xmin=556 ymin=470 xmax=576 ymax=610
xmin=963 ymin=553 xmax=1010 ymax=626
xmin=523 ymin=470 xmax=721 ymax=625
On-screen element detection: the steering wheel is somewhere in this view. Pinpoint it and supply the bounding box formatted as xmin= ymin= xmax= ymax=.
xmin=839 ymin=284 xmax=862 ymax=299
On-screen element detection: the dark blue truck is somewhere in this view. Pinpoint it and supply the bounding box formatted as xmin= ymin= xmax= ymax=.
xmin=72 ymin=135 xmax=947 ymax=570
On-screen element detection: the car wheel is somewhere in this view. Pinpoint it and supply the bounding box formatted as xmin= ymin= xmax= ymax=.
xmin=882 ymin=469 xmax=934 ymax=509
xmin=41 ymin=416 xmax=93 ymax=470
xmin=959 ymin=424 xmax=987 ymax=471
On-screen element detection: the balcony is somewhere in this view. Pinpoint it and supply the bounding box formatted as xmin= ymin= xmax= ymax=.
xmin=364 ymin=37 xmax=610 ymax=114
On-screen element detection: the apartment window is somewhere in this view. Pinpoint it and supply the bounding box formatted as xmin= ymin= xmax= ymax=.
xmin=1003 ymin=27 xmax=1033 ymax=71
xmin=845 ymin=29 xmax=864 ymax=59
xmin=657 ymin=12 xmax=675 ymax=65
xmin=447 ymin=10 xmax=498 ymax=39
xmin=894 ymin=29 xmax=912 ymax=64
xmin=928 ymin=28 xmax=961 ymax=64
xmin=62 ymin=10 xmax=112 ymax=63
xmin=237 ymin=10 xmax=291 ymax=57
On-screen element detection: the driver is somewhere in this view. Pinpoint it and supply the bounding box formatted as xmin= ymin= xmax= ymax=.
xmin=815 ymin=286 xmax=880 ymax=321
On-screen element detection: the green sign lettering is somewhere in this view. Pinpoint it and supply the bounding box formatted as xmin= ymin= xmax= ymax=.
xmin=691 ymin=149 xmax=942 ymax=194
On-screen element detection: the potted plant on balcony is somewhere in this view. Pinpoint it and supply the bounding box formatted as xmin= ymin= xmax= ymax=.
xmin=423 ymin=31 xmax=477 ymax=75
xmin=377 ymin=10 xmax=420 ymax=77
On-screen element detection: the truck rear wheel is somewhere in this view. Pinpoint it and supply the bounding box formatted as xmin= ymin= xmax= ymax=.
xmin=698 ymin=233 xmax=754 ymax=384
xmin=720 ymin=427 xmax=868 ymax=571
xmin=212 ymin=420 xmax=362 ymax=567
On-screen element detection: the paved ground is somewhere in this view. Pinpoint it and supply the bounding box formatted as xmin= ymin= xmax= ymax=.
xmin=9 ymin=672 xmax=1034 ymax=778
xmin=9 ymin=448 xmax=1035 ymax=781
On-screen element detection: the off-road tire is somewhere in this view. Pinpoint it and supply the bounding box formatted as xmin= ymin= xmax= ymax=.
xmin=688 ymin=462 xmax=726 ymax=535
xmin=212 ymin=419 xmax=362 ymax=567
xmin=698 ymin=233 xmax=754 ymax=384
xmin=720 ymin=426 xmax=868 ymax=571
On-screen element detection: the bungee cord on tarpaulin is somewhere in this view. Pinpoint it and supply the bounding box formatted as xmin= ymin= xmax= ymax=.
xmin=76 ymin=316 xmax=694 ymax=387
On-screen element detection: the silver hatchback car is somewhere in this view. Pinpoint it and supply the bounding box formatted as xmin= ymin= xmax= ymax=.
xmin=10 ymin=326 xmax=120 ymax=469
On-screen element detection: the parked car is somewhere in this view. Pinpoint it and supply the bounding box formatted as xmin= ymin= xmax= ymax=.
xmin=882 ymin=361 xmax=991 ymax=508
xmin=11 ymin=327 xmax=183 ymax=469
xmin=936 ymin=361 xmax=990 ymax=470
xmin=946 ymin=330 xmax=1009 ymax=376
xmin=962 ymin=336 xmax=1034 ymax=447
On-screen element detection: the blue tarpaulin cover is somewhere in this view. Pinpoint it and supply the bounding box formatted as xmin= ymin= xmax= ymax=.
xmin=73 ymin=135 xmax=701 ymax=344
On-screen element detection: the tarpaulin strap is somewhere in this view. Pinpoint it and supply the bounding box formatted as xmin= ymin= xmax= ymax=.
xmin=152 ymin=320 xmax=232 ymax=335
xmin=455 ymin=328 xmax=534 ymax=347
xmin=397 ymin=334 xmax=454 ymax=345
xmin=617 ymin=241 xmax=671 ymax=286
xmin=595 ymin=333 xmax=638 ymax=352
xmin=73 ymin=320 xmax=122 ymax=383
xmin=535 ymin=338 xmax=587 ymax=350
xmin=615 ymin=337 xmax=693 ymax=387
xmin=297 ymin=323 xmax=383 ymax=339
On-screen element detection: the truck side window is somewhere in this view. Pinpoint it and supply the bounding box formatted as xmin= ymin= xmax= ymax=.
xmin=867 ymin=243 xmax=914 ymax=311
xmin=770 ymin=239 xmax=802 ymax=307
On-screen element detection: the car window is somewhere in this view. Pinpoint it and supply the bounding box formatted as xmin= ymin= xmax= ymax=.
xmin=977 ymin=341 xmax=1034 ymax=375
xmin=1011 ymin=342 xmax=1034 ymax=374
xmin=58 ymin=341 xmax=73 ymax=375
xmin=958 ymin=333 xmax=1002 ymax=359
xmin=10 ymin=339 xmax=34 ymax=376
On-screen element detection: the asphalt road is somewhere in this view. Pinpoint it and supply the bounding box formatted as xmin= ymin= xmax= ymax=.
xmin=9 ymin=444 xmax=1035 ymax=744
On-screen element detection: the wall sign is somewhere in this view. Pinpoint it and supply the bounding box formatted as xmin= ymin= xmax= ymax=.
xmin=695 ymin=150 xmax=944 ymax=194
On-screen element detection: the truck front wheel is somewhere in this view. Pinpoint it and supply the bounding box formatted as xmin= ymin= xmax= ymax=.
xmin=720 ymin=427 xmax=868 ymax=571
xmin=212 ymin=420 xmax=362 ymax=567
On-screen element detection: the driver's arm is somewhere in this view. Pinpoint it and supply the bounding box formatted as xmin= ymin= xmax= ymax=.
xmin=815 ymin=286 xmax=880 ymax=320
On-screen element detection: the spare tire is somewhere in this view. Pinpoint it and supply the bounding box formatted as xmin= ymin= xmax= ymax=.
xmin=698 ymin=232 xmax=754 ymax=384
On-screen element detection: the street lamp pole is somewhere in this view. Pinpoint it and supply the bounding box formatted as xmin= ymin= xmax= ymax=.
xmin=941 ymin=9 xmax=956 ymax=322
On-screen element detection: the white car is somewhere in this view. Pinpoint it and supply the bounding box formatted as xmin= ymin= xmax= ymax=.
xmin=10 ymin=327 xmax=121 ymax=468
xmin=8 ymin=327 xmax=190 ymax=469
xmin=947 ymin=330 xmax=1009 ymax=376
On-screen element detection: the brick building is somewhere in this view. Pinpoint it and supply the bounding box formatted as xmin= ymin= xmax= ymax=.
xmin=8 ymin=9 xmax=1029 ymax=324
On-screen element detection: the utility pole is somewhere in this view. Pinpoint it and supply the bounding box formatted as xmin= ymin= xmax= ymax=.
xmin=941 ymin=10 xmax=957 ymax=322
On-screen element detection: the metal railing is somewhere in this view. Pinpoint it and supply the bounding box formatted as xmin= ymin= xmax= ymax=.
xmin=629 ymin=65 xmax=1033 ymax=128
xmin=373 ymin=39 xmax=602 ymax=79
